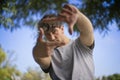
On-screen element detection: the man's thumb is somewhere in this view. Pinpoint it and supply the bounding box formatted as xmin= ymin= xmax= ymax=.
xmin=39 ymin=28 xmax=44 ymax=41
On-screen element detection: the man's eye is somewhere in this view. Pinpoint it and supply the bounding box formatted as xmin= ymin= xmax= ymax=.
xmin=52 ymin=29 xmax=57 ymax=34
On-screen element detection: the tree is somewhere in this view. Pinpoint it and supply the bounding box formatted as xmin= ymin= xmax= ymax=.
xmin=0 ymin=0 xmax=68 ymax=31
xmin=0 ymin=46 xmax=21 ymax=80
xmin=101 ymin=76 xmax=107 ymax=80
xmin=0 ymin=0 xmax=120 ymax=33
xmin=0 ymin=46 xmax=51 ymax=80
xmin=21 ymin=67 xmax=51 ymax=80
xmin=81 ymin=0 xmax=120 ymax=33
xmin=96 ymin=73 xmax=120 ymax=80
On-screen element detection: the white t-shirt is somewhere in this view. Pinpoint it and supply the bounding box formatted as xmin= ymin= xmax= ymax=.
xmin=49 ymin=38 xmax=95 ymax=80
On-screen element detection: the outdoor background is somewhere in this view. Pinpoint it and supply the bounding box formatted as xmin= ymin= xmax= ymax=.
xmin=0 ymin=0 xmax=120 ymax=80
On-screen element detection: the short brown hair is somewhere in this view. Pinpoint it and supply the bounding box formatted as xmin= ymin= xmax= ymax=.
xmin=37 ymin=14 xmax=63 ymax=32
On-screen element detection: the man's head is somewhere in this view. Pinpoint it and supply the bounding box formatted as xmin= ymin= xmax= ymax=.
xmin=38 ymin=14 xmax=65 ymax=41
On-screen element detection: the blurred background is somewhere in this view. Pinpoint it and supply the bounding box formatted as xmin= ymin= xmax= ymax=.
xmin=0 ymin=0 xmax=120 ymax=80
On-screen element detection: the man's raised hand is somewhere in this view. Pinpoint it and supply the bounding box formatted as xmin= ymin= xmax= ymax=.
xmin=37 ymin=28 xmax=63 ymax=57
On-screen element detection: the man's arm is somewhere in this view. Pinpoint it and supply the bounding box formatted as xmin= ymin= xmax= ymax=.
xmin=56 ymin=4 xmax=94 ymax=47
xmin=77 ymin=12 xmax=94 ymax=47
xmin=32 ymin=44 xmax=51 ymax=70
xmin=32 ymin=28 xmax=51 ymax=71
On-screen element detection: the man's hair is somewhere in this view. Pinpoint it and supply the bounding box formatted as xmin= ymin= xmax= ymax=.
xmin=37 ymin=14 xmax=63 ymax=32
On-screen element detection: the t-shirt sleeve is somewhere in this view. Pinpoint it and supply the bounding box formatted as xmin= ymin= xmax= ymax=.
xmin=88 ymin=41 xmax=95 ymax=50
xmin=75 ymin=38 xmax=95 ymax=54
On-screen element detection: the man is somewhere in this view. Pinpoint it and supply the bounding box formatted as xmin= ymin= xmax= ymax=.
xmin=33 ymin=4 xmax=95 ymax=80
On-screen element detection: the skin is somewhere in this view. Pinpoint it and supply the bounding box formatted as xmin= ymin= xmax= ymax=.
xmin=33 ymin=4 xmax=94 ymax=70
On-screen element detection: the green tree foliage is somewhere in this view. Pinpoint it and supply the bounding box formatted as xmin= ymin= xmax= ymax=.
xmin=0 ymin=47 xmax=21 ymax=80
xmin=0 ymin=0 xmax=68 ymax=30
xmin=81 ymin=0 xmax=120 ymax=32
xmin=21 ymin=67 xmax=51 ymax=80
xmin=0 ymin=0 xmax=120 ymax=32
xmin=0 ymin=47 xmax=6 ymax=65
xmin=96 ymin=73 xmax=120 ymax=80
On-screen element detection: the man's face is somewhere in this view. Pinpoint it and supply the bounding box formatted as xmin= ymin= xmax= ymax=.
xmin=39 ymin=20 xmax=64 ymax=42
xmin=44 ymin=26 xmax=64 ymax=42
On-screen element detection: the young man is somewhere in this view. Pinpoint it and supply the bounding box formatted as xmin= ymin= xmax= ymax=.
xmin=33 ymin=4 xmax=95 ymax=80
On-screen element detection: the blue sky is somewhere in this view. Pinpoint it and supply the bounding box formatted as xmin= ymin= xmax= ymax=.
xmin=0 ymin=22 xmax=120 ymax=78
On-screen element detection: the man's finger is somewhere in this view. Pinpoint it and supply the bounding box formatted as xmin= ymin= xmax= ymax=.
xmin=58 ymin=13 xmax=67 ymax=21
xmin=41 ymin=17 xmax=60 ymax=22
xmin=61 ymin=8 xmax=73 ymax=15
xmin=63 ymin=4 xmax=73 ymax=11
xmin=38 ymin=28 xmax=44 ymax=42
xmin=64 ymin=4 xmax=77 ymax=13
xmin=47 ymin=41 xmax=64 ymax=47
xmin=68 ymin=25 xmax=74 ymax=35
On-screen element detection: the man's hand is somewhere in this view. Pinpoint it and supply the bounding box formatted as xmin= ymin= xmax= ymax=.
xmin=58 ymin=4 xmax=80 ymax=35
xmin=34 ymin=28 xmax=63 ymax=58
xmin=41 ymin=4 xmax=80 ymax=35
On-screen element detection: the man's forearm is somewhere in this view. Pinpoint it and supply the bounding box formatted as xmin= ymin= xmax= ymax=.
xmin=33 ymin=44 xmax=51 ymax=69
xmin=77 ymin=12 xmax=93 ymax=33
xmin=76 ymin=12 xmax=94 ymax=46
